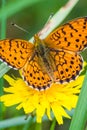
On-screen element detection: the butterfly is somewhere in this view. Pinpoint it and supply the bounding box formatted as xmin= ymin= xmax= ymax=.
xmin=0 ymin=17 xmax=87 ymax=90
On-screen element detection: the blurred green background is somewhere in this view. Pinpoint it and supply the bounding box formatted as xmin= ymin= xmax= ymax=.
xmin=0 ymin=0 xmax=87 ymax=130
xmin=0 ymin=0 xmax=87 ymax=40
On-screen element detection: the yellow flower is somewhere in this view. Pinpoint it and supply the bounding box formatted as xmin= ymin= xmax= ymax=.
xmin=0 ymin=74 xmax=84 ymax=124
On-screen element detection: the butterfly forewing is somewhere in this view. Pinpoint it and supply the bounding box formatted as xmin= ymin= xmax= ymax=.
xmin=44 ymin=17 xmax=87 ymax=52
xmin=0 ymin=39 xmax=34 ymax=69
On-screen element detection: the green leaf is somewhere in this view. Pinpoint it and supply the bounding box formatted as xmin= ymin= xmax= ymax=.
xmin=0 ymin=116 xmax=35 ymax=129
xmin=69 ymin=70 xmax=87 ymax=130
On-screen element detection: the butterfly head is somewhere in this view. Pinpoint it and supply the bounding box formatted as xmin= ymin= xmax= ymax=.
xmin=34 ymin=34 xmax=46 ymax=55
xmin=34 ymin=34 xmax=42 ymax=46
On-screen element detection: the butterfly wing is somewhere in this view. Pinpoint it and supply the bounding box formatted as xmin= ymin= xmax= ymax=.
xmin=0 ymin=39 xmax=34 ymax=69
xmin=44 ymin=17 xmax=87 ymax=52
xmin=22 ymin=54 xmax=52 ymax=90
xmin=49 ymin=49 xmax=83 ymax=83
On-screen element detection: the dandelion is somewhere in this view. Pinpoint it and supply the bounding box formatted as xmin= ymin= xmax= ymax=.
xmin=0 ymin=74 xmax=84 ymax=124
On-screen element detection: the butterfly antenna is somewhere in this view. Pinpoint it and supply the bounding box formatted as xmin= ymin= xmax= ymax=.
xmin=11 ymin=22 xmax=29 ymax=34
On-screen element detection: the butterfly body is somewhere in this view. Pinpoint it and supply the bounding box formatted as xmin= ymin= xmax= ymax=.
xmin=34 ymin=35 xmax=56 ymax=82
xmin=0 ymin=17 xmax=87 ymax=90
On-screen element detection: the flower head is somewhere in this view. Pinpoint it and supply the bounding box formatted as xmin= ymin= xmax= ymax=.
xmin=0 ymin=74 xmax=84 ymax=124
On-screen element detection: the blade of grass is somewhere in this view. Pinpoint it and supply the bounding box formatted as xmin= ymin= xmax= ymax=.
xmin=50 ymin=118 xmax=56 ymax=130
xmin=0 ymin=116 xmax=35 ymax=129
xmin=0 ymin=63 xmax=10 ymax=78
xmin=0 ymin=114 xmax=49 ymax=129
xmin=0 ymin=0 xmax=7 ymax=120
xmin=69 ymin=70 xmax=87 ymax=130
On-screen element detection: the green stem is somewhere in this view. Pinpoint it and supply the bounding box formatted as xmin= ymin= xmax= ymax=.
xmin=50 ymin=118 xmax=56 ymax=130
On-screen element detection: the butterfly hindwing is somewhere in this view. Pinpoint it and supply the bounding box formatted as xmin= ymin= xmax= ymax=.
xmin=49 ymin=49 xmax=83 ymax=83
xmin=22 ymin=55 xmax=52 ymax=90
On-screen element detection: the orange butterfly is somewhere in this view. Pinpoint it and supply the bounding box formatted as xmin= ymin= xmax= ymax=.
xmin=0 ymin=17 xmax=87 ymax=90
